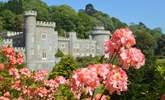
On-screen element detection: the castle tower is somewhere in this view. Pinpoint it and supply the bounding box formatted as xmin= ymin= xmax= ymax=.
xmin=24 ymin=10 xmax=37 ymax=68
xmin=91 ymin=26 xmax=110 ymax=56
xmin=69 ymin=32 xmax=77 ymax=56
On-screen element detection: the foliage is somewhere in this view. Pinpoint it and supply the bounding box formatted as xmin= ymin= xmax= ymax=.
xmin=155 ymin=35 xmax=165 ymax=56
xmin=54 ymin=84 xmax=76 ymax=100
xmin=49 ymin=55 xmax=78 ymax=79
xmin=55 ymin=49 xmax=64 ymax=57
xmin=76 ymin=56 xmax=102 ymax=68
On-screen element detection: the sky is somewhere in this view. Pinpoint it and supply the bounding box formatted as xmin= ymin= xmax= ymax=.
xmin=44 ymin=0 xmax=165 ymax=33
xmin=0 ymin=0 xmax=164 ymax=33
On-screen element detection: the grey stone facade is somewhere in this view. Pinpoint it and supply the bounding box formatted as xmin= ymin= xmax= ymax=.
xmin=0 ymin=10 xmax=111 ymax=71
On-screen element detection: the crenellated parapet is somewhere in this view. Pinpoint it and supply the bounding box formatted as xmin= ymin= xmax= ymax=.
xmin=6 ymin=31 xmax=23 ymax=37
xmin=94 ymin=26 xmax=105 ymax=30
xmin=24 ymin=10 xmax=37 ymax=16
xmin=58 ymin=37 xmax=69 ymax=41
xmin=14 ymin=47 xmax=26 ymax=52
xmin=3 ymin=39 xmax=12 ymax=43
xmin=36 ymin=21 xmax=56 ymax=28
xmin=3 ymin=39 xmax=13 ymax=46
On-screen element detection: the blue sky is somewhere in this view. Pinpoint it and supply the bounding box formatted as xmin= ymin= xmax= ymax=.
xmin=44 ymin=0 xmax=165 ymax=33
xmin=0 ymin=0 xmax=164 ymax=32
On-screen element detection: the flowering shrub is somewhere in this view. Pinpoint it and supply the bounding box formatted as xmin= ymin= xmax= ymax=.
xmin=0 ymin=28 xmax=145 ymax=100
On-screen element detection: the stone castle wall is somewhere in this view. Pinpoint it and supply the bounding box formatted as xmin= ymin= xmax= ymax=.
xmin=1 ymin=10 xmax=111 ymax=71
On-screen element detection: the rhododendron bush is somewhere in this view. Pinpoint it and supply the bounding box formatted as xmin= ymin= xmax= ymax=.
xmin=0 ymin=28 xmax=145 ymax=100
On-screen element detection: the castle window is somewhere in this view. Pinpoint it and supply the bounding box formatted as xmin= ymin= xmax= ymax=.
xmin=41 ymin=34 xmax=47 ymax=40
xmin=42 ymin=50 xmax=47 ymax=60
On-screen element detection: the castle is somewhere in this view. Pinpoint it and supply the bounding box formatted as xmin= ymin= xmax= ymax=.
xmin=0 ymin=10 xmax=111 ymax=71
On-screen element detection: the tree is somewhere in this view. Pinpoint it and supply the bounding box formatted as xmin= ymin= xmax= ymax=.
xmin=0 ymin=17 xmax=4 ymax=32
xmin=13 ymin=14 xmax=23 ymax=31
xmin=76 ymin=12 xmax=93 ymax=38
xmin=155 ymin=35 xmax=165 ymax=56
xmin=49 ymin=55 xmax=78 ymax=79
xmin=55 ymin=49 xmax=64 ymax=57
xmin=76 ymin=56 xmax=101 ymax=68
xmin=49 ymin=5 xmax=78 ymax=34
xmin=0 ymin=9 xmax=16 ymax=31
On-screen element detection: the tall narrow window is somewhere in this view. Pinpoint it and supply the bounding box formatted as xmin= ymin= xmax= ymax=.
xmin=42 ymin=50 xmax=47 ymax=60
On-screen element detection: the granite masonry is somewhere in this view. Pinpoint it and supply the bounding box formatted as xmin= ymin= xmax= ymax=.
xmin=0 ymin=10 xmax=111 ymax=71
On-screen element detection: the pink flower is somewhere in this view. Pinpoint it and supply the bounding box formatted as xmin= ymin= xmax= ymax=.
xmin=3 ymin=47 xmax=15 ymax=57
xmin=104 ymin=40 xmax=119 ymax=56
xmin=105 ymin=67 xmax=128 ymax=95
xmin=119 ymin=48 xmax=145 ymax=69
xmin=9 ymin=67 xmax=20 ymax=79
xmin=34 ymin=87 xmax=48 ymax=98
xmin=95 ymin=93 xmax=106 ymax=100
xmin=17 ymin=52 xmax=24 ymax=65
xmin=3 ymin=91 xmax=10 ymax=97
xmin=33 ymin=70 xmax=48 ymax=81
xmin=0 ymin=64 xmax=4 ymax=71
xmin=55 ymin=76 xmax=66 ymax=84
xmin=96 ymin=64 xmax=111 ymax=80
xmin=9 ymin=56 xmax=16 ymax=65
xmin=0 ymin=96 xmax=10 ymax=100
xmin=20 ymin=67 xmax=31 ymax=77
xmin=17 ymin=58 xmax=24 ymax=65
xmin=44 ymin=79 xmax=58 ymax=88
xmin=18 ymin=97 xmax=24 ymax=100
xmin=111 ymin=28 xmax=136 ymax=48
xmin=17 ymin=52 xmax=23 ymax=58
xmin=71 ymin=67 xmax=100 ymax=97
xmin=11 ymin=80 xmax=22 ymax=91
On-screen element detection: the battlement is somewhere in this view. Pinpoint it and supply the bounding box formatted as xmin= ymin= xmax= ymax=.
xmin=78 ymin=39 xmax=96 ymax=43
xmin=3 ymin=39 xmax=12 ymax=43
xmin=36 ymin=21 xmax=56 ymax=28
xmin=7 ymin=31 xmax=23 ymax=37
xmin=24 ymin=10 xmax=37 ymax=16
xmin=14 ymin=47 xmax=26 ymax=52
xmin=94 ymin=26 xmax=105 ymax=30
xmin=58 ymin=37 xmax=69 ymax=41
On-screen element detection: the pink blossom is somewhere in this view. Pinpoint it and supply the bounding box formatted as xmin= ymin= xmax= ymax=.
xmin=0 ymin=64 xmax=4 ymax=71
xmin=3 ymin=47 xmax=15 ymax=57
xmin=9 ymin=56 xmax=16 ymax=65
xmin=105 ymin=67 xmax=128 ymax=95
xmin=104 ymin=40 xmax=119 ymax=56
xmin=17 ymin=52 xmax=23 ymax=58
xmin=20 ymin=67 xmax=31 ymax=77
xmin=17 ymin=52 xmax=24 ymax=65
xmin=55 ymin=76 xmax=66 ymax=84
xmin=95 ymin=93 xmax=106 ymax=100
xmin=119 ymin=48 xmax=145 ymax=69
xmin=33 ymin=70 xmax=48 ymax=81
xmin=18 ymin=97 xmax=24 ymax=100
xmin=71 ymin=67 xmax=100 ymax=98
xmin=0 ymin=96 xmax=10 ymax=100
xmin=111 ymin=28 xmax=136 ymax=48
xmin=44 ymin=79 xmax=58 ymax=88
xmin=34 ymin=87 xmax=48 ymax=98
xmin=9 ymin=67 xmax=20 ymax=79
xmin=11 ymin=80 xmax=22 ymax=91
xmin=17 ymin=58 xmax=24 ymax=65
xmin=3 ymin=91 xmax=10 ymax=97
xmin=96 ymin=64 xmax=111 ymax=80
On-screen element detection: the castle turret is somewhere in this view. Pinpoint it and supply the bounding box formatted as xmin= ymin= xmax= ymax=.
xmin=91 ymin=26 xmax=111 ymax=56
xmin=24 ymin=10 xmax=37 ymax=68
xmin=69 ymin=32 xmax=77 ymax=56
